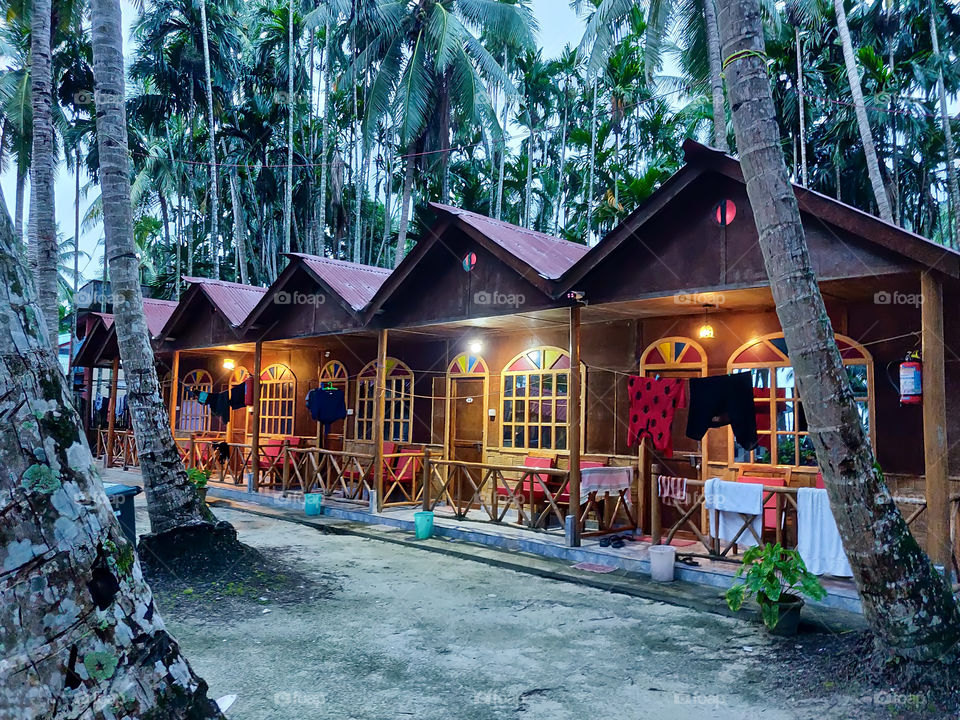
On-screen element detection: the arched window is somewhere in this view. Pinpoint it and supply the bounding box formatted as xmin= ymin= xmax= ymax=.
xmin=501 ymin=347 xmax=577 ymax=451
xmin=356 ymin=358 xmax=414 ymax=442
xmin=640 ymin=337 xmax=708 ymax=378
xmin=728 ymin=333 xmax=873 ymax=467
xmin=320 ymin=360 xmax=349 ymax=395
xmin=260 ymin=363 xmax=296 ymax=436
xmin=179 ymin=369 xmax=212 ymax=432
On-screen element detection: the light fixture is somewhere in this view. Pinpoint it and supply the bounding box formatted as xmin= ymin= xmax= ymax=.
xmin=698 ymin=306 xmax=715 ymax=340
xmin=222 ymin=358 xmax=236 ymax=370
xmin=468 ymin=339 xmax=483 ymax=354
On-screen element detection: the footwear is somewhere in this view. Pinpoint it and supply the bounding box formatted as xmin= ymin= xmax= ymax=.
xmin=611 ymin=538 xmax=625 ymax=549
xmin=677 ymin=555 xmax=700 ymax=567
xmin=599 ymin=537 xmax=612 ymax=548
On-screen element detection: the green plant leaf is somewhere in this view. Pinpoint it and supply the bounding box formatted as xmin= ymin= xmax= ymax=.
xmin=760 ymin=599 xmax=781 ymax=630
xmin=726 ymin=583 xmax=746 ymax=612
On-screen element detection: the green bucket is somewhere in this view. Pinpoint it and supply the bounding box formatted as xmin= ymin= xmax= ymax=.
xmin=414 ymin=511 xmax=434 ymax=539
xmin=304 ymin=493 xmax=323 ymax=516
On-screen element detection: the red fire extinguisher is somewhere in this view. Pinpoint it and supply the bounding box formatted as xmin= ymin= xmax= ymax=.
xmin=899 ymin=351 xmax=922 ymax=405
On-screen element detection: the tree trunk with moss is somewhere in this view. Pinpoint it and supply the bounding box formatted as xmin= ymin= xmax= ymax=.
xmin=717 ymin=0 xmax=960 ymax=661
xmin=91 ymin=0 xmax=225 ymax=543
xmin=0 ymin=182 xmax=224 ymax=719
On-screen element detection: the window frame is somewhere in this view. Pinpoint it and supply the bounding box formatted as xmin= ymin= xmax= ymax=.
xmin=355 ymin=358 xmax=414 ymax=443
xmin=259 ymin=363 xmax=297 ymax=437
xmin=727 ymin=332 xmax=875 ymax=468
xmin=178 ymin=369 xmax=212 ymax=432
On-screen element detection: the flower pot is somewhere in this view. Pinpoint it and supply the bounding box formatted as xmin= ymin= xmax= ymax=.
xmin=769 ymin=594 xmax=804 ymax=636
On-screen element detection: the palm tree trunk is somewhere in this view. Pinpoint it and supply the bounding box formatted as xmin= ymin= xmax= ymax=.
xmin=14 ymin=168 xmax=25 ymax=244
xmin=525 ymin=130 xmax=534 ymax=228
xmin=90 ymin=0 xmax=217 ymax=537
xmin=354 ymin=142 xmax=368 ymax=263
xmin=228 ymin=167 xmax=248 ymax=284
xmin=495 ymin=53 xmax=509 ymax=221
xmin=717 ymin=0 xmax=960 ymax=661
xmin=164 ymin=122 xmax=182 ymax=297
xmin=833 ymin=0 xmax=894 ymax=222
xmin=29 ymin=0 xmax=58 ymax=348
xmin=394 ymin=156 xmax=415 ymax=268
xmin=703 ymin=0 xmax=728 ymax=152
xmin=318 ymin=21 xmax=331 ymax=256
xmin=795 ymin=28 xmax=808 ymax=186
xmin=930 ymin=0 xmax=960 ymax=248
xmin=381 ymin=126 xmax=394 ymax=263
xmin=69 ymin=147 xmax=82 ymax=371
xmin=586 ymin=78 xmax=598 ymax=244
xmin=283 ymin=0 xmax=295 ymax=258
xmin=158 ymin=190 xmax=172 ymax=281
xmin=554 ymin=84 xmax=569 ymax=234
xmin=0 ymin=182 xmax=225 ymax=720
xmin=198 ymin=0 xmax=221 ymax=277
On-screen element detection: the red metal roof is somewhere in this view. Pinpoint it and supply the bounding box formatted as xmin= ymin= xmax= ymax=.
xmin=142 ymin=298 xmax=178 ymax=337
xmin=430 ymin=203 xmax=589 ymax=279
xmin=182 ymin=277 xmax=268 ymax=327
xmin=288 ymin=254 xmax=391 ymax=311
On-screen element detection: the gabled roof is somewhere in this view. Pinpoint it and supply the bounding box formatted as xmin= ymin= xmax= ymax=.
xmin=560 ymin=139 xmax=960 ymax=288
xmin=180 ymin=277 xmax=268 ymax=327
xmin=287 ymin=253 xmax=391 ymax=311
xmin=429 ymin=204 xmax=589 ymax=280
xmin=142 ymin=298 xmax=179 ymax=337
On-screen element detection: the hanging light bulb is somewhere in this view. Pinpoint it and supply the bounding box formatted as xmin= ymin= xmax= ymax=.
xmin=222 ymin=358 xmax=236 ymax=370
xmin=698 ymin=306 xmax=715 ymax=340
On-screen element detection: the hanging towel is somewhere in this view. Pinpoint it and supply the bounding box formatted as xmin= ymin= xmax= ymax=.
xmin=797 ymin=488 xmax=853 ymax=577
xmin=686 ymin=373 xmax=759 ymax=451
xmin=657 ymin=475 xmax=687 ymax=502
xmin=199 ymin=390 xmax=231 ymax=424
xmin=244 ymin=376 xmax=254 ymax=406
xmin=626 ymin=376 xmax=686 ymax=457
xmin=704 ymin=477 xmax=763 ymax=548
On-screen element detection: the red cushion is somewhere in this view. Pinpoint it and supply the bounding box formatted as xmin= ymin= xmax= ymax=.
xmin=815 ymin=473 xmax=826 ymax=489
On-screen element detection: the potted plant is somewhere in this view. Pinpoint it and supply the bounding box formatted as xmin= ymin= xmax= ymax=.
xmin=725 ymin=542 xmax=826 ymax=636
xmin=186 ymin=467 xmax=212 ymax=504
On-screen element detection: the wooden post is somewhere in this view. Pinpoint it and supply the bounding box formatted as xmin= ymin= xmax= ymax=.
xmin=921 ymin=271 xmax=950 ymax=569
xmin=373 ymin=328 xmax=388 ymax=512
xmin=649 ymin=450 xmax=662 ymax=545
xmin=169 ymin=350 xmax=180 ymax=433
xmin=567 ymin=305 xmax=582 ymax=547
xmin=281 ymin=438 xmax=291 ymax=494
xmin=105 ymin=357 xmax=119 ymax=468
xmin=421 ymin=447 xmax=431 ymax=511
xmin=249 ymin=341 xmax=263 ymax=492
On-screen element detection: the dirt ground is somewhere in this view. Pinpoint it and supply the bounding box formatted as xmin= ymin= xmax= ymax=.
xmin=134 ymin=501 xmax=943 ymax=720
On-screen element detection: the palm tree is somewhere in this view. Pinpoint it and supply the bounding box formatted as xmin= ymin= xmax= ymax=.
xmin=832 ymin=0 xmax=894 ymax=222
xmin=198 ymin=0 xmax=221 ymax=277
xmin=716 ymin=0 xmax=960 ymax=661
xmin=29 ymin=0 xmax=59 ymax=346
xmin=929 ymin=0 xmax=960 ymax=246
xmin=90 ymin=0 xmax=218 ymax=539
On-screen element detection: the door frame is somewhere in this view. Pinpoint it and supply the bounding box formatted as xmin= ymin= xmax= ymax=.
xmin=444 ymin=353 xmax=489 ymax=465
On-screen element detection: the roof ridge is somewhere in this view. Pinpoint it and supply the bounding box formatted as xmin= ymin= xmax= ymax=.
xmin=290 ymin=253 xmax=392 ymax=274
xmin=434 ymin=203 xmax=585 ymax=248
xmin=182 ymin=276 xmax=268 ymax=291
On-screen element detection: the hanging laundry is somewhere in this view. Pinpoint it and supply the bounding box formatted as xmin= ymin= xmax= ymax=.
xmin=657 ymin=475 xmax=687 ymax=503
xmin=685 ymin=373 xmax=759 ymax=450
xmin=198 ymin=390 xmax=231 ymax=424
xmin=306 ymin=387 xmax=347 ymax=431
xmin=797 ymin=488 xmax=852 ymax=576
xmin=626 ymin=376 xmax=686 ymax=457
xmin=216 ymin=441 xmax=231 ymax=464
xmin=244 ymin=376 xmax=254 ymax=406
xmin=229 ymin=383 xmax=247 ymax=410
xmin=704 ymin=477 xmax=763 ymax=548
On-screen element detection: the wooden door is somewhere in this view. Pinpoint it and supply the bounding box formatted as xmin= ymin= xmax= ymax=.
xmin=449 ymin=377 xmax=485 ymax=505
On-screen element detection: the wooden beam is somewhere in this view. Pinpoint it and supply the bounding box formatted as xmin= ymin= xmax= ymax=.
xmin=105 ymin=356 xmax=119 ymax=468
xmin=249 ymin=341 xmax=263 ymax=492
xmin=168 ymin=350 xmax=180 ymax=433
xmin=373 ymin=328 xmax=388 ymax=512
xmin=921 ymin=271 xmax=950 ymax=568
xmin=568 ymin=305 xmax=582 ymax=547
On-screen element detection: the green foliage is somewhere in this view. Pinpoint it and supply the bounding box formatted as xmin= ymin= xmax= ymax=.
xmin=725 ymin=542 xmax=827 ymax=630
xmin=186 ymin=467 xmax=211 ymax=490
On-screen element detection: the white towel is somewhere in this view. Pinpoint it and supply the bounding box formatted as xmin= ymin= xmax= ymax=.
xmin=658 ymin=475 xmax=687 ymax=502
xmin=797 ymin=488 xmax=853 ymax=577
xmin=704 ymin=478 xmax=763 ymax=548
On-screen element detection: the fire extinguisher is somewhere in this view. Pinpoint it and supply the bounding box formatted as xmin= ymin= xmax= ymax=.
xmin=899 ymin=351 xmax=922 ymax=405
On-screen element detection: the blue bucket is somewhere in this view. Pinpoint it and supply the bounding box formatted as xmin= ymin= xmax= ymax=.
xmin=304 ymin=493 xmax=323 ymax=516
xmin=414 ymin=511 xmax=434 ymax=539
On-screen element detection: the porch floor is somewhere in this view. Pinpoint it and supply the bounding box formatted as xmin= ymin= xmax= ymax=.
xmin=198 ymin=477 xmax=862 ymax=615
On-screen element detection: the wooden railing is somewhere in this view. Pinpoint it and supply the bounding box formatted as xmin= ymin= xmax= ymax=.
xmin=281 ymin=446 xmax=375 ymax=502
xmin=95 ymin=428 xmax=138 ymax=468
xmin=423 ymin=457 xmax=571 ymax=533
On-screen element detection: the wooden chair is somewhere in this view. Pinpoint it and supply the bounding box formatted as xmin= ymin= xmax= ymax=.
xmin=735 ymin=464 xmax=793 ymax=538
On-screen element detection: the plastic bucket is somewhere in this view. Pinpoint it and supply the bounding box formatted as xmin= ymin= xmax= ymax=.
xmin=414 ymin=511 xmax=434 ymax=539
xmin=648 ymin=545 xmax=676 ymax=582
xmin=304 ymin=493 xmax=323 ymax=516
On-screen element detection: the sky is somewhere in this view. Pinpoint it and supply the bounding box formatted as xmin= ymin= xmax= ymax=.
xmin=0 ymin=0 xmax=587 ymax=282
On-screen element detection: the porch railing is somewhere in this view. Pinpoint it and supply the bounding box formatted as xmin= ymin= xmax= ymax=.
xmin=281 ymin=446 xmax=376 ymax=502
xmin=95 ymin=428 xmax=138 ymax=468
